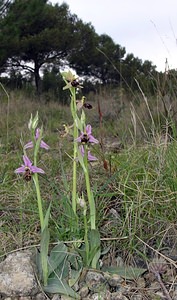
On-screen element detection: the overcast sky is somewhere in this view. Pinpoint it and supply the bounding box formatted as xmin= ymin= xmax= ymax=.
xmin=51 ymin=0 xmax=177 ymax=72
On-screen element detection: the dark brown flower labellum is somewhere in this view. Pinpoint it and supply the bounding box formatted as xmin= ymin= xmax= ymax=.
xmin=83 ymin=102 xmax=93 ymax=109
xmin=81 ymin=134 xmax=89 ymax=144
xmin=24 ymin=168 xmax=32 ymax=181
xmin=71 ymin=79 xmax=80 ymax=87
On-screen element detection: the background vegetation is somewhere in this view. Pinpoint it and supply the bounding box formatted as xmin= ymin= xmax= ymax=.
xmin=0 ymin=0 xmax=177 ymax=269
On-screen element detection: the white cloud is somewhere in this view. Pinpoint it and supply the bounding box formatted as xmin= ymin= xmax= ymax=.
xmin=52 ymin=0 xmax=177 ymax=71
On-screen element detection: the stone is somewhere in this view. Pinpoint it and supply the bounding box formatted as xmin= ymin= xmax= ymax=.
xmin=85 ymin=271 xmax=107 ymax=292
xmin=79 ymin=286 xmax=89 ymax=298
xmin=107 ymin=274 xmax=123 ymax=287
xmin=0 ymin=251 xmax=39 ymax=297
xmin=89 ymin=291 xmax=111 ymax=300
xmin=111 ymin=292 xmax=129 ymax=300
xmin=34 ymin=293 xmax=47 ymax=300
xmin=136 ymin=277 xmax=145 ymax=289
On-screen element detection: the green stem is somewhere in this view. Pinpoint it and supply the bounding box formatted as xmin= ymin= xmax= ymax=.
xmin=83 ymin=207 xmax=89 ymax=265
xmin=33 ymin=173 xmax=44 ymax=231
xmin=33 ymin=134 xmax=44 ymax=231
xmin=71 ymin=88 xmax=78 ymax=215
xmin=84 ymin=147 xmax=96 ymax=230
xmin=72 ymin=124 xmax=78 ymax=214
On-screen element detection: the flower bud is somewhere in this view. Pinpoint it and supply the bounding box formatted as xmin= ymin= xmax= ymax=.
xmin=32 ymin=111 xmax=39 ymax=130
xmin=78 ymin=196 xmax=85 ymax=208
xmin=28 ymin=114 xmax=33 ymax=130
xmin=28 ymin=112 xmax=39 ymax=131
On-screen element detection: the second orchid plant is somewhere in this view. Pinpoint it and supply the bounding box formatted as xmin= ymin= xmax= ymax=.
xmin=62 ymin=70 xmax=101 ymax=268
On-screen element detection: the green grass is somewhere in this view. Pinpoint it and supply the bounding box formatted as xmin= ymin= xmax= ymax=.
xmin=0 ymin=89 xmax=176 ymax=267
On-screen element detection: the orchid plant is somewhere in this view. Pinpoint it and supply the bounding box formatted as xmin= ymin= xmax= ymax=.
xmin=15 ymin=113 xmax=51 ymax=285
xmin=62 ymin=70 xmax=101 ymax=268
xmin=14 ymin=70 xmax=101 ymax=295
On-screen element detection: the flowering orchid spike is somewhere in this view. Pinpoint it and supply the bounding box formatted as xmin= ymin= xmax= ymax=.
xmin=15 ymin=155 xmax=45 ymax=180
xmin=24 ymin=128 xmax=50 ymax=150
xmin=76 ymin=124 xmax=99 ymax=145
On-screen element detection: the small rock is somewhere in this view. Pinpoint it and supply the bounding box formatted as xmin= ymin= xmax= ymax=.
xmin=107 ymin=274 xmax=123 ymax=287
xmin=79 ymin=286 xmax=89 ymax=298
xmin=34 ymin=293 xmax=47 ymax=300
xmin=0 ymin=251 xmax=39 ymax=297
xmin=111 ymin=291 xmax=129 ymax=300
xmin=136 ymin=277 xmax=146 ymax=289
xmin=90 ymin=290 xmax=111 ymax=300
xmin=85 ymin=271 xmax=107 ymax=292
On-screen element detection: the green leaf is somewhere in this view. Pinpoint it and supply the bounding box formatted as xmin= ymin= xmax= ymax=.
xmin=35 ymin=248 xmax=43 ymax=281
xmin=40 ymin=227 xmax=50 ymax=285
xmin=80 ymin=110 xmax=86 ymax=129
xmin=102 ymin=266 xmax=147 ymax=280
xmin=48 ymin=242 xmax=68 ymax=276
xmin=43 ymin=202 xmax=51 ymax=231
xmin=61 ymin=195 xmax=77 ymax=221
xmin=68 ymin=252 xmax=83 ymax=286
xmin=76 ymin=245 xmax=86 ymax=265
xmin=89 ymin=229 xmax=101 ymax=269
xmin=77 ymin=147 xmax=86 ymax=172
xmin=68 ymin=268 xmax=82 ymax=287
xmin=101 ymin=246 xmax=111 ymax=256
xmin=44 ymin=277 xmax=80 ymax=299
xmin=68 ymin=251 xmax=83 ymax=271
xmin=74 ymin=114 xmax=82 ymax=131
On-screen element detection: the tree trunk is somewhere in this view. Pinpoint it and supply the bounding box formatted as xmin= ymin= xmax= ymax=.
xmin=34 ymin=61 xmax=41 ymax=95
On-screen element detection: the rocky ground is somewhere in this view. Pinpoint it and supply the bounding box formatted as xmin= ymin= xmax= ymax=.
xmin=0 ymin=250 xmax=177 ymax=300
